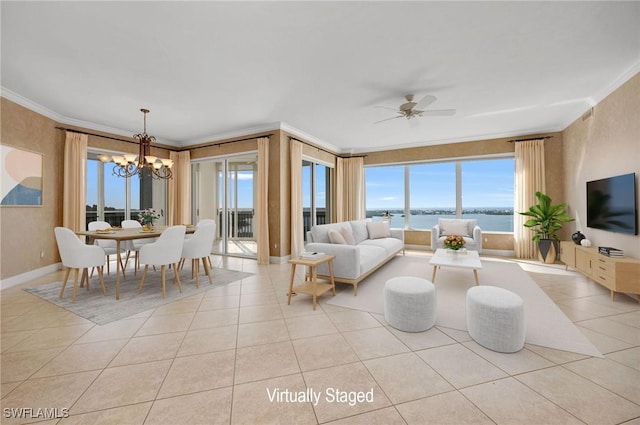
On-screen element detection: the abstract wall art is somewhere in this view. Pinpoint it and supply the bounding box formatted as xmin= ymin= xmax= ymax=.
xmin=1 ymin=145 xmax=43 ymax=206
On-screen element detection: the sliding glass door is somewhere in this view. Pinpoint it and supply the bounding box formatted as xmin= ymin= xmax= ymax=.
xmin=192 ymin=153 xmax=258 ymax=258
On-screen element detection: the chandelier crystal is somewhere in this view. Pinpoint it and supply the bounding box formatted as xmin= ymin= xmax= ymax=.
xmin=99 ymin=109 xmax=173 ymax=179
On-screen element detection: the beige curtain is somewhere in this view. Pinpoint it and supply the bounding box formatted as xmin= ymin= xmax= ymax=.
xmin=63 ymin=131 xmax=88 ymax=232
xmin=515 ymin=139 xmax=546 ymax=258
xmin=290 ymin=140 xmax=304 ymax=258
xmin=256 ymin=138 xmax=270 ymax=264
xmin=167 ymin=151 xmax=191 ymax=225
xmin=335 ymin=157 xmax=365 ymax=222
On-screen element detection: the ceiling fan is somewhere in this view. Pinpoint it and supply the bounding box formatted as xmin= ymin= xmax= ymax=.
xmin=374 ymin=94 xmax=456 ymax=124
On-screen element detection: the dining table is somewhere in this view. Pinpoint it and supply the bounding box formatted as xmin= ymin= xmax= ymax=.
xmin=76 ymin=225 xmax=195 ymax=300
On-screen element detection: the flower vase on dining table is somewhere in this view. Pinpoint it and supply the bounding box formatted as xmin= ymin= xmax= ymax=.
xmin=138 ymin=208 xmax=161 ymax=231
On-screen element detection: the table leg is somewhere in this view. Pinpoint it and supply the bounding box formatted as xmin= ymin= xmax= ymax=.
xmin=287 ymin=264 xmax=296 ymax=305
xmin=328 ymin=259 xmax=336 ymax=296
xmin=431 ymin=265 xmax=437 ymax=282
xmin=116 ymin=240 xmax=122 ymax=300
xmin=473 ymin=269 xmax=479 ymax=285
xmin=310 ymin=266 xmax=318 ymax=310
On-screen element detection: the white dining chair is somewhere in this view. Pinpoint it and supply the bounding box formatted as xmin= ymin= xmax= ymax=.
xmin=180 ymin=223 xmax=216 ymax=287
xmin=196 ymin=219 xmax=217 ymax=268
xmin=54 ymin=227 xmax=107 ymax=303
xmin=138 ymin=225 xmax=186 ymax=298
xmin=121 ymin=219 xmax=156 ymax=275
xmin=88 ymin=221 xmax=125 ymax=276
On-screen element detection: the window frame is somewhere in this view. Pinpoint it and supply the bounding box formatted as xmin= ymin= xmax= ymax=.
xmin=365 ymin=154 xmax=515 ymax=232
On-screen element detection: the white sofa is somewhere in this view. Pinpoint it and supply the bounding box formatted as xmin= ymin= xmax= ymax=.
xmin=305 ymin=219 xmax=404 ymax=295
xmin=431 ymin=218 xmax=483 ymax=252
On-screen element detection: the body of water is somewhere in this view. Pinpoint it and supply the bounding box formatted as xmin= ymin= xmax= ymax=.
xmin=368 ymin=211 xmax=514 ymax=233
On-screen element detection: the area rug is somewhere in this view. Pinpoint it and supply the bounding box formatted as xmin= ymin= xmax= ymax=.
xmin=326 ymin=254 xmax=602 ymax=357
xmin=25 ymin=266 xmax=253 ymax=325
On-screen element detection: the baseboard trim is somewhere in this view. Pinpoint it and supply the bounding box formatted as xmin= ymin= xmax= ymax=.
xmin=1 ymin=263 xmax=61 ymax=291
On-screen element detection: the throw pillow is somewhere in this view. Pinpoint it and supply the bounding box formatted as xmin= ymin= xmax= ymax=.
xmin=366 ymin=221 xmax=391 ymax=239
xmin=440 ymin=220 xmax=471 ymax=237
xmin=328 ymin=229 xmax=347 ymax=244
xmin=340 ymin=227 xmax=356 ymax=245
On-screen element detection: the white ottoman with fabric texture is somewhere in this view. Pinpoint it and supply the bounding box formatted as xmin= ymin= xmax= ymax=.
xmin=384 ymin=276 xmax=436 ymax=332
xmin=466 ymin=285 xmax=525 ymax=353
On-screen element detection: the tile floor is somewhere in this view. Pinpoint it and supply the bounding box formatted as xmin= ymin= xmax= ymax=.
xmin=1 ymin=251 xmax=639 ymax=425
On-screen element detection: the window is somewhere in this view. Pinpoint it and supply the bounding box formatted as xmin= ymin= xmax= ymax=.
xmin=86 ymin=153 xmax=166 ymax=228
xmin=366 ymin=157 xmax=514 ymax=232
xmin=303 ymin=159 xmax=333 ymax=238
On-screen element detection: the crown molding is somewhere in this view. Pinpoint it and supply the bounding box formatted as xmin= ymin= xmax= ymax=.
xmin=2 ymin=87 xmax=342 ymax=153
xmin=349 ymin=126 xmax=565 ymax=154
xmin=590 ymin=60 xmax=640 ymax=106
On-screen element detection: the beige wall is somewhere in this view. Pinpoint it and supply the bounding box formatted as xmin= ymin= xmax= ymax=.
xmin=1 ymin=99 xmax=64 ymax=278
xmin=562 ymin=73 xmax=640 ymax=258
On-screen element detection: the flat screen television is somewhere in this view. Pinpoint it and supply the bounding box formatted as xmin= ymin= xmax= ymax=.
xmin=586 ymin=172 xmax=637 ymax=235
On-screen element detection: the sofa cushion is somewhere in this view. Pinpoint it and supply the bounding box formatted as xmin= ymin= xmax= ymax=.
xmin=358 ymin=245 xmax=388 ymax=274
xmin=349 ymin=219 xmax=370 ymax=244
xmin=310 ymin=222 xmax=349 ymax=244
xmin=328 ymin=229 xmax=347 ymax=244
xmin=367 ymin=221 xmax=391 ymax=239
xmin=341 ymin=227 xmax=356 ymax=245
xmin=360 ymin=237 xmax=404 ymax=256
xmin=439 ymin=219 xmax=476 ymax=237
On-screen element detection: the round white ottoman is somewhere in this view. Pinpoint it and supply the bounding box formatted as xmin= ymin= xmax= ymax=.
xmin=384 ymin=276 xmax=436 ymax=332
xmin=466 ymin=286 xmax=525 ymax=353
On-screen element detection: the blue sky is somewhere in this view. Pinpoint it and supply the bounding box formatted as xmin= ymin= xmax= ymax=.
xmin=366 ymin=158 xmax=514 ymax=210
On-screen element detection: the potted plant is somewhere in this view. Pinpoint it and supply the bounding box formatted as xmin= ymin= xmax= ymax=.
xmin=520 ymin=191 xmax=575 ymax=263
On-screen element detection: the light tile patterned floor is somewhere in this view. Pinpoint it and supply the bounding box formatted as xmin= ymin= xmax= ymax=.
xmin=1 ymin=252 xmax=640 ymax=425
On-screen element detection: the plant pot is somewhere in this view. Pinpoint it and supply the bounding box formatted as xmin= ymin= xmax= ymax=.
xmin=538 ymin=239 xmax=558 ymax=264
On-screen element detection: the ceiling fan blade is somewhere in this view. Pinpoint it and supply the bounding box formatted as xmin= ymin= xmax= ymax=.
xmin=374 ymin=105 xmax=400 ymax=112
xmin=420 ymin=109 xmax=456 ymax=116
xmin=374 ymin=116 xmax=404 ymax=124
xmin=415 ymin=94 xmax=437 ymax=109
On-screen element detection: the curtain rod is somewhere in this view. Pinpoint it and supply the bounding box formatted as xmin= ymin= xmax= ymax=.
xmin=56 ymin=127 xmax=142 ymax=147
xmin=56 ymin=127 xmax=272 ymax=152
xmin=288 ymin=137 xmax=367 ymax=158
xmin=508 ymin=136 xmax=554 ymax=143
xmin=180 ymin=134 xmax=273 ymax=151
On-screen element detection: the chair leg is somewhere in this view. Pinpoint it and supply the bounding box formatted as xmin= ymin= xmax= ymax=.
xmin=98 ymin=266 xmax=107 ymax=295
xmin=160 ymin=265 xmax=167 ymax=298
xmin=207 ymin=256 xmax=213 ymax=269
xmin=119 ymin=255 xmax=126 ymax=278
xmin=138 ymin=265 xmax=149 ymax=294
xmin=202 ymin=257 xmax=213 ymax=285
xmin=194 ymin=259 xmax=200 ymax=288
xmin=59 ymin=268 xmax=71 ymax=299
xmin=106 ymin=255 xmax=110 ymax=275
xmin=83 ymin=268 xmax=90 ymax=291
xmin=173 ymin=263 xmax=183 ymax=293
xmin=72 ymin=268 xmax=80 ymax=303
xmin=124 ymin=251 xmax=131 ymax=269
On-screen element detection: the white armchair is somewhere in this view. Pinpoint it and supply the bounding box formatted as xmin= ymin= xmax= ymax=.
xmin=431 ymin=219 xmax=482 ymax=253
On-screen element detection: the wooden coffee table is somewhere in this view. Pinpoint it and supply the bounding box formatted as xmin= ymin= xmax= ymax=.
xmin=429 ymin=249 xmax=482 ymax=285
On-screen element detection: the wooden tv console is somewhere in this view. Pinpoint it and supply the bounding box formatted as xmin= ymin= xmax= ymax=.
xmin=560 ymin=241 xmax=640 ymax=302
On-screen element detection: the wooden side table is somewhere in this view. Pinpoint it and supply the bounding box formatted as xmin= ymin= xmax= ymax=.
xmin=288 ymin=254 xmax=336 ymax=310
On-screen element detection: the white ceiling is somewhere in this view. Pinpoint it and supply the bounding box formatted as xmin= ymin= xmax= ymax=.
xmin=2 ymin=1 xmax=639 ymax=154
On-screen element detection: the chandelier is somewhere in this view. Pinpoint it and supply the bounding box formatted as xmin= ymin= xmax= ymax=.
xmin=98 ymin=109 xmax=173 ymax=179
